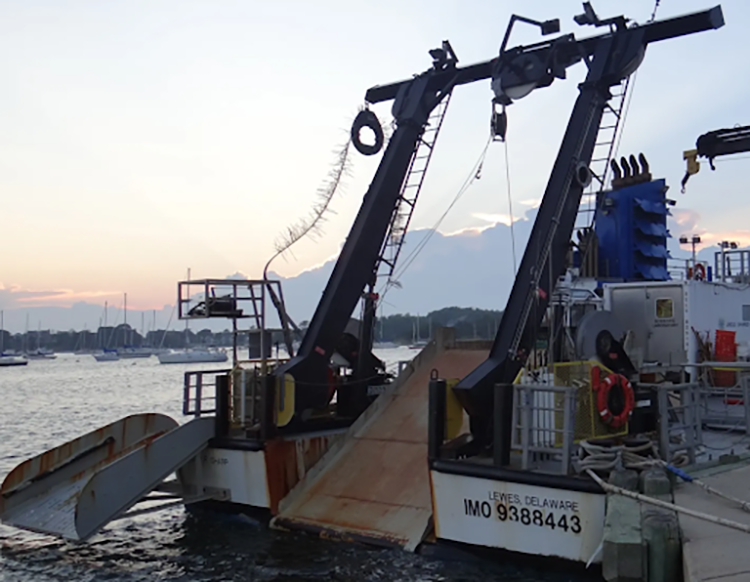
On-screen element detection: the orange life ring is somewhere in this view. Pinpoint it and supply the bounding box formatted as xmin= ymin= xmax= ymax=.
xmin=595 ymin=373 xmax=635 ymax=428
xmin=694 ymin=263 xmax=706 ymax=281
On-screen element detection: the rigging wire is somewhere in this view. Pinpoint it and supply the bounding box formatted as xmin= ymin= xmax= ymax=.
xmin=380 ymin=0 xmax=665 ymax=320
xmin=648 ymin=0 xmax=661 ymax=23
xmin=503 ymin=140 xmax=518 ymax=274
xmin=379 ymin=134 xmax=494 ymax=302
xmin=589 ymin=0 xmax=660 ymax=215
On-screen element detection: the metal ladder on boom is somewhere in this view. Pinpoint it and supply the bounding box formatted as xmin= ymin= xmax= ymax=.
xmin=578 ymin=76 xmax=631 ymax=227
xmin=378 ymin=92 xmax=453 ymax=281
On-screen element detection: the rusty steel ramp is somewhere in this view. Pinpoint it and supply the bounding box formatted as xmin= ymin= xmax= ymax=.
xmin=0 ymin=413 xmax=213 ymax=541
xmin=272 ymin=333 xmax=488 ymax=551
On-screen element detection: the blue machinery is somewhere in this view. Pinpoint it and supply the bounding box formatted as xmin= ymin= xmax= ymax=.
xmin=594 ymin=172 xmax=671 ymax=283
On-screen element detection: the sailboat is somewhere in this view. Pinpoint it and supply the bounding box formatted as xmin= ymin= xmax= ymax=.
xmin=93 ymin=301 xmax=120 ymax=362
xmin=157 ymin=268 xmax=228 ymax=364
xmin=117 ymin=293 xmax=153 ymax=358
xmin=73 ymin=325 xmax=93 ymax=355
xmin=0 ymin=311 xmax=28 ymax=367
xmin=24 ymin=318 xmax=57 ymax=360
xmin=409 ymin=314 xmax=429 ymax=349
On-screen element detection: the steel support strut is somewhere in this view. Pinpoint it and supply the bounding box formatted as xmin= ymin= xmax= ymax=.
xmin=276 ymin=70 xmax=455 ymax=412
xmin=450 ymin=6 xmax=724 ymax=461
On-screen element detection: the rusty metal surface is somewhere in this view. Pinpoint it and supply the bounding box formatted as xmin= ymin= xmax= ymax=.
xmin=75 ymin=417 xmax=213 ymax=540
xmin=0 ymin=413 xmax=178 ymax=540
xmin=264 ymin=433 xmax=342 ymax=514
xmin=273 ymin=348 xmax=488 ymax=550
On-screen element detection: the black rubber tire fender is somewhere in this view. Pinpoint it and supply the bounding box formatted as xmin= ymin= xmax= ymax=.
xmin=351 ymin=109 xmax=384 ymax=156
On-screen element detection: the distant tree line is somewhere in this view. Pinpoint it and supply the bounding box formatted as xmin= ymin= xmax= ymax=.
xmin=374 ymin=306 xmax=503 ymax=344
xmin=0 ymin=306 xmax=503 ymax=353
xmin=298 ymin=306 xmax=503 ymax=346
xmin=0 ymin=324 xmax=234 ymax=353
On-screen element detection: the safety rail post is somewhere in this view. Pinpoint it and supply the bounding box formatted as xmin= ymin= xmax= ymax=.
xmin=658 ymin=386 xmax=670 ymax=464
xmin=520 ymin=387 xmax=532 ymax=470
xmin=240 ymin=368 xmax=247 ymax=427
xmin=195 ymin=373 xmax=203 ymax=417
xmin=215 ymin=374 xmax=230 ymax=437
xmin=428 ymin=377 xmax=446 ymax=461
xmin=682 ymin=383 xmax=701 ymax=464
xmin=183 ymin=373 xmax=191 ymax=415
xmin=743 ymin=376 xmax=750 ymax=437
xmin=260 ymin=373 xmax=276 ymax=441
xmin=562 ymin=386 xmax=576 ymax=475
xmin=494 ymin=383 xmax=513 ymax=467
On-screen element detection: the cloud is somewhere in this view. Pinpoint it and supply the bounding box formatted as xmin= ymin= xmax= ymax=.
xmin=0 ymin=284 xmax=119 ymax=309
xmin=667 ymin=208 xmax=750 ymax=251
xmin=671 ymin=208 xmax=703 ymax=234
xmin=291 ymin=250 xmax=342 ymax=277
xmin=697 ymin=230 xmax=750 ymax=249
xmin=471 ymin=212 xmax=521 ymax=226
xmin=442 ymin=225 xmax=492 ymax=237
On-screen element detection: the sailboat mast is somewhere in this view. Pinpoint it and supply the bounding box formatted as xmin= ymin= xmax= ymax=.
xmin=185 ymin=268 xmax=191 ymax=347
xmin=124 ymin=292 xmax=128 ymax=347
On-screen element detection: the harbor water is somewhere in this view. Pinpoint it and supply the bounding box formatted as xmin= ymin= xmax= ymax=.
xmin=0 ymin=351 xmax=594 ymax=582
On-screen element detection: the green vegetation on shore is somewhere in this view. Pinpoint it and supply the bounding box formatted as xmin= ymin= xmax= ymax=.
xmin=0 ymin=307 xmax=502 ymax=352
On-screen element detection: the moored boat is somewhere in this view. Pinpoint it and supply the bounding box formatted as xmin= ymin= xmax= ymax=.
xmin=157 ymin=348 xmax=228 ymax=364
xmin=0 ymin=355 xmax=28 ymax=367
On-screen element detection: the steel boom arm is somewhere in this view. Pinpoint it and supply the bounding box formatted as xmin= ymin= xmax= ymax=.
xmin=451 ymin=5 xmax=724 ymax=460
xmin=275 ymin=65 xmax=456 ymax=412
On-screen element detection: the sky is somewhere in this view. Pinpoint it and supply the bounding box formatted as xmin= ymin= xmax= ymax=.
xmin=1 ymin=0 xmax=749 ymax=331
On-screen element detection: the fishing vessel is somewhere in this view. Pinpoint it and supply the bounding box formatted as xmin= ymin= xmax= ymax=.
xmin=0 ymin=4 xmax=736 ymax=579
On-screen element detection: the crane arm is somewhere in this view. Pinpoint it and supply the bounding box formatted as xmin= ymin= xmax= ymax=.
xmin=682 ymin=125 xmax=750 ymax=191
xmin=450 ymin=4 xmax=724 ymax=461
xmin=274 ymin=45 xmax=463 ymax=414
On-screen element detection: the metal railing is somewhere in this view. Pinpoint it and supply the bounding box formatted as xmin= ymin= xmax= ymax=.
xmin=643 ymin=382 xmax=702 ymax=465
xmin=183 ymin=369 xmax=231 ymax=417
xmin=231 ymin=366 xmax=263 ymax=429
xmin=714 ymin=249 xmax=750 ymax=283
xmin=693 ymin=363 xmax=750 ymax=433
xmin=510 ymin=383 xmax=577 ymax=474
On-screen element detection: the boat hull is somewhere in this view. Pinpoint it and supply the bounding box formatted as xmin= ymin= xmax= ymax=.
xmin=178 ymin=433 xmax=342 ymax=514
xmin=118 ymin=351 xmax=153 ymax=359
xmin=0 ymin=357 xmax=28 ymax=367
xmin=429 ymin=468 xmax=606 ymax=564
xmin=158 ymin=350 xmax=228 ymax=364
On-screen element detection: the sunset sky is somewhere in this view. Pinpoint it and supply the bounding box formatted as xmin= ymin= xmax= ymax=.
xmin=1 ymin=0 xmax=748 ymax=322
